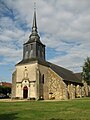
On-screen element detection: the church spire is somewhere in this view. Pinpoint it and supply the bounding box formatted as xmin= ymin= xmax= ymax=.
xmin=32 ymin=2 xmax=37 ymax=34
xmin=26 ymin=1 xmax=44 ymax=45
xmin=23 ymin=1 xmax=45 ymax=61
xmin=29 ymin=1 xmax=40 ymax=41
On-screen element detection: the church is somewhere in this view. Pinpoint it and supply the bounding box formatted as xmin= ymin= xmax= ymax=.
xmin=12 ymin=8 xmax=90 ymax=100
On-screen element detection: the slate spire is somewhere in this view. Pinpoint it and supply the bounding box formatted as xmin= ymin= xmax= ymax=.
xmin=32 ymin=2 xmax=38 ymax=35
xmin=20 ymin=1 xmax=46 ymax=61
xmin=24 ymin=1 xmax=45 ymax=46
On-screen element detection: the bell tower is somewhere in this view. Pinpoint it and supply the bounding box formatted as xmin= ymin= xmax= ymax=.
xmin=23 ymin=4 xmax=45 ymax=61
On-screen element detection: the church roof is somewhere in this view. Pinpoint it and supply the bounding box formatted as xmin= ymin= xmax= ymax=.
xmin=16 ymin=59 xmax=82 ymax=84
xmin=16 ymin=58 xmax=38 ymax=66
xmin=38 ymin=60 xmax=82 ymax=84
xmin=47 ymin=62 xmax=82 ymax=84
xmin=74 ymin=72 xmax=82 ymax=80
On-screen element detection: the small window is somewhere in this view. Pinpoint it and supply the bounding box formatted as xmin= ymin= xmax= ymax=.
xmin=25 ymin=51 xmax=28 ymax=59
xmin=25 ymin=45 xmax=28 ymax=51
xmin=38 ymin=45 xmax=40 ymax=50
xmin=38 ymin=45 xmax=40 ymax=57
xmin=31 ymin=44 xmax=33 ymax=50
xmin=42 ymin=74 xmax=44 ymax=84
xmin=30 ymin=49 xmax=33 ymax=58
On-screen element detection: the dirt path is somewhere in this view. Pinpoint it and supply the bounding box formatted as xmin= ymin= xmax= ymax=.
xmin=0 ymin=99 xmax=28 ymax=102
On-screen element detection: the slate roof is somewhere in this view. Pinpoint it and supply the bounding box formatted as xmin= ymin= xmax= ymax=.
xmin=74 ymin=73 xmax=82 ymax=80
xmin=24 ymin=33 xmax=45 ymax=46
xmin=16 ymin=59 xmax=82 ymax=84
xmin=48 ymin=62 xmax=82 ymax=84
xmin=16 ymin=58 xmax=38 ymax=66
xmin=24 ymin=9 xmax=45 ymax=46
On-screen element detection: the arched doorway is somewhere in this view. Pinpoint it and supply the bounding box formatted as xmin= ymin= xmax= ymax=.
xmin=23 ymin=86 xmax=28 ymax=98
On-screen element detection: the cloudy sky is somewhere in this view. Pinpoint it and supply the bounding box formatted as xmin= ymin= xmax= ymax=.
xmin=0 ymin=0 xmax=90 ymax=82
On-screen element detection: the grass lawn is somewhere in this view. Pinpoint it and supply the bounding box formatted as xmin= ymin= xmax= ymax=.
xmin=0 ymin=98 xmax=90 ymax=120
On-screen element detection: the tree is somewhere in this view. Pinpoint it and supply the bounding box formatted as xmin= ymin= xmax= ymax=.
xmin=0 ymin=86 xmax=3 ymax=94
xmin=2 ymin=86 xmax=11 ymax=96
xmin=82 ymin=57 xmax=90 ymax=84
xmin=0 ymin=85 xmax=11 ymax=96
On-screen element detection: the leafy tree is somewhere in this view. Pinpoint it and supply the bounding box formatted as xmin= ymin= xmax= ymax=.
xmin=0 ymin=86 xmax=11 ymax=96
xmin=0 ymin=86 xmax=3 ymax=94
xmin=2 ymin=86 xmax=11 ymax=95
xmin=82 ymin=57 xmax=90 ymax=84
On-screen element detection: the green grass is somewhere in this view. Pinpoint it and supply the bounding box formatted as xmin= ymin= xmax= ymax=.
xmin=0 ymin=98 xmax=90 ymax=120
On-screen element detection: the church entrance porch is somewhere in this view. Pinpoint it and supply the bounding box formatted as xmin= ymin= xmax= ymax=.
xmin=23 ymin=86 xmax=28 ymax=99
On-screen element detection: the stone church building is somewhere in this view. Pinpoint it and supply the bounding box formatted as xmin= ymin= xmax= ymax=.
xmin=12 ymin=9 xmax=90 ymax=100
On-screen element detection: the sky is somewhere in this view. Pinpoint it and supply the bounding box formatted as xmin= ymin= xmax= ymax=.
xmin=0 ymin=0 xmax=90 ymax=83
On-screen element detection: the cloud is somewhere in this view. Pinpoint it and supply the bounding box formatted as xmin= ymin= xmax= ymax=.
xmin=0 ymin=0 xmax=90 ymax=73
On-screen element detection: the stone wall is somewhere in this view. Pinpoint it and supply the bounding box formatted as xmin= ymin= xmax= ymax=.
xmin=37 ymin=64 xmax=49 ymax=100
xmin=76 ymin=85 xmax=82 ymax=98
xmin=67 ymin=83 xmax=76 ymax=99
xmin=12 ymin=62 xmax=38 ymax=99
xmin=16 ymin=63 xmax=37 ymax=82
xmin=12 ymin=71 xmax=16 ymax=98
xmin=47 ymin=68 xmax=83 ymax=100
xmin=47 ymin=68 xmax=68 ymax=100
xmin=82 ymin=81 xmax=90 ymax=97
